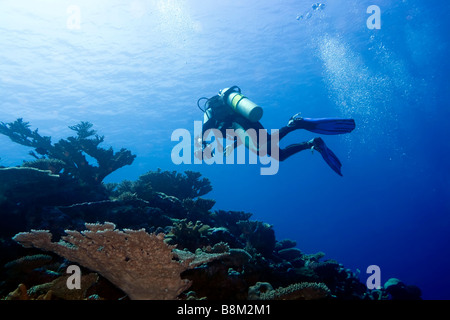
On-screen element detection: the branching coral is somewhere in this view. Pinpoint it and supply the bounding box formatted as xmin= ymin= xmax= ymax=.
xmin=0 ymin=118 xmax=52 ymax=154
xmin=12 ymin=222 xmax=227 ymax=300
xmin=0 ymin=119 xmax=136 ymax=185
xmin=132 ymin=169 xmax=213 ymax=200
xmin=259 ymin=282 xmax=331 ymax=300
xmin=237 ymin=220 xmax=276 ymax=257
xmin=182 ymin=198 xmax=216 ymax=223
xmin=166 ymin=219 xmax=210 ymax=251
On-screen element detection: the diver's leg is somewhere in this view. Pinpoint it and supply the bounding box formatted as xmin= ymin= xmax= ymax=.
xmin=268 ymin=113 xmax=357 ymax=143
xmin=278 ymin=113 xmax=310 ymax=140
xmin=286 ymin=113 xmax=356 ymax=135
xmin=275 ymin=137 xmax=343 ymax=175
xmin=277 ymin=140 xmax=314 ymax=161
xmin=278 ymin=124 xmax=299 ymax=141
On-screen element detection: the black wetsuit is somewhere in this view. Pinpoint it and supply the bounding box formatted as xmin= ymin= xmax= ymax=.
xmin=202 ymin=96 xmax=313 ymax=161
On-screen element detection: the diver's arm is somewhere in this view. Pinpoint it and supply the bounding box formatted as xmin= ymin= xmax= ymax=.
xmin=202 ymin=115 xmax=216 ymax=134
xmin=194 ymin=116 xmax=214 ymax=161
xmin=200 ymin=114 xmax=218 ymax=149
xmin=194 ymin=117 xmax=217 ymax=160
xmin=224 ymin=138 xmax=238 ymax=157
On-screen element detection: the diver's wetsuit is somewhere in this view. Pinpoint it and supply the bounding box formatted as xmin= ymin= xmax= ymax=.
xmin=201 ymin=98 xmax=314 ymax=161
xmin=277 ymin=125 xmax=315 ymax=161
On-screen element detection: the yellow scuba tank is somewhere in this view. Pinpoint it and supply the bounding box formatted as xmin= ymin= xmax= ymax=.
xmin=220 ymin=86 xmax=263 ymax=122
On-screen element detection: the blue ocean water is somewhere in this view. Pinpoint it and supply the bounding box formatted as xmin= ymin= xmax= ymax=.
xmin=0 ymin=0 xmax=449 ymax=299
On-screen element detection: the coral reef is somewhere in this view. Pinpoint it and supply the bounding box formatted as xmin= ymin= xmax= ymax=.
xmin=13 ymin=222 xmax=228 ymax=300
xmin=0 ymin=119 xmax=136 ymax=185
xmin=4 ymin=283 xmax=47 ymax=300
xmin=21 ymin=159 xmax=66 ymax=175
xmin=109 ymin=169 xmax=213 ymax=201
xmin=383 ymin=278 xmax=422 ymax=300
xmin=0 ymin=125 xmax=422 ymax=300
xmin=0 ymin=167 xmax=60 ymax=205
xmin=4 ymin=273 xmax=99 ymax=300
xmin=4 ymin=254 xmax=53 ymax=273
xmin=247 ymin=282 xmax=274 ymax=300
xmin=246 ymin=281 xmax=332 ymax=301
xmin=258 ymin=282 xmax=331 ymax=300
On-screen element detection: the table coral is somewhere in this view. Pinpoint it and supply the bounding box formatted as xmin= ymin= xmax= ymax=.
xmin=0 ymin=167 xmax=60 ymax=205
xmin=12 ymin=222 xmax=227 ymax=300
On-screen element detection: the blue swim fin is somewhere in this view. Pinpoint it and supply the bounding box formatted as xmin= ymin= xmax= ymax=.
xmin=312 ymin=137 xmax=343 ymax=176
xmin=289 ymin=115 xmax=356 ymax=135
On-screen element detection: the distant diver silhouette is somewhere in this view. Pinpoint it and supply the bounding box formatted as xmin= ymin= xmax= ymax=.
xmin=197 ymin=86 xmax=355 ymax=176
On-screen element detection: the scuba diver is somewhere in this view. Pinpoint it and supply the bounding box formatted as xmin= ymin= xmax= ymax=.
xmin=196 ymin=86 xmax=355 ymax=176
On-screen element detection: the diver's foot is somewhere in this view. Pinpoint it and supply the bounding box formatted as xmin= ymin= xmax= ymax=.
xmin=310 ymin=137 xmax=324 ymax=152
xmin=311 ymin=137 xmax=343 ymax=176
xmin=287 ymin=112 xmax=303 ymax=127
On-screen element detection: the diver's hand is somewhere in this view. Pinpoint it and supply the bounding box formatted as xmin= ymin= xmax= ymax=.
xmin=203 ymin=144 xmax=214 ymax=160
xmin=194 ymin=137 xmax=205 ymax=160
xmin=225 ymin=144 xmax=233 ymax=157
xmin=194 ymin=149 xmax=203 ymax=160
xmin=194 ymin=136 xmax=203 ymax=149
xmin=195 ymin=145 xmax=214 ymax=160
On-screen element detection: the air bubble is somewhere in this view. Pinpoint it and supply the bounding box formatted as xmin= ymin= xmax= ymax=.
xmin=296 ymin=3 xmax=325 ymax=21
